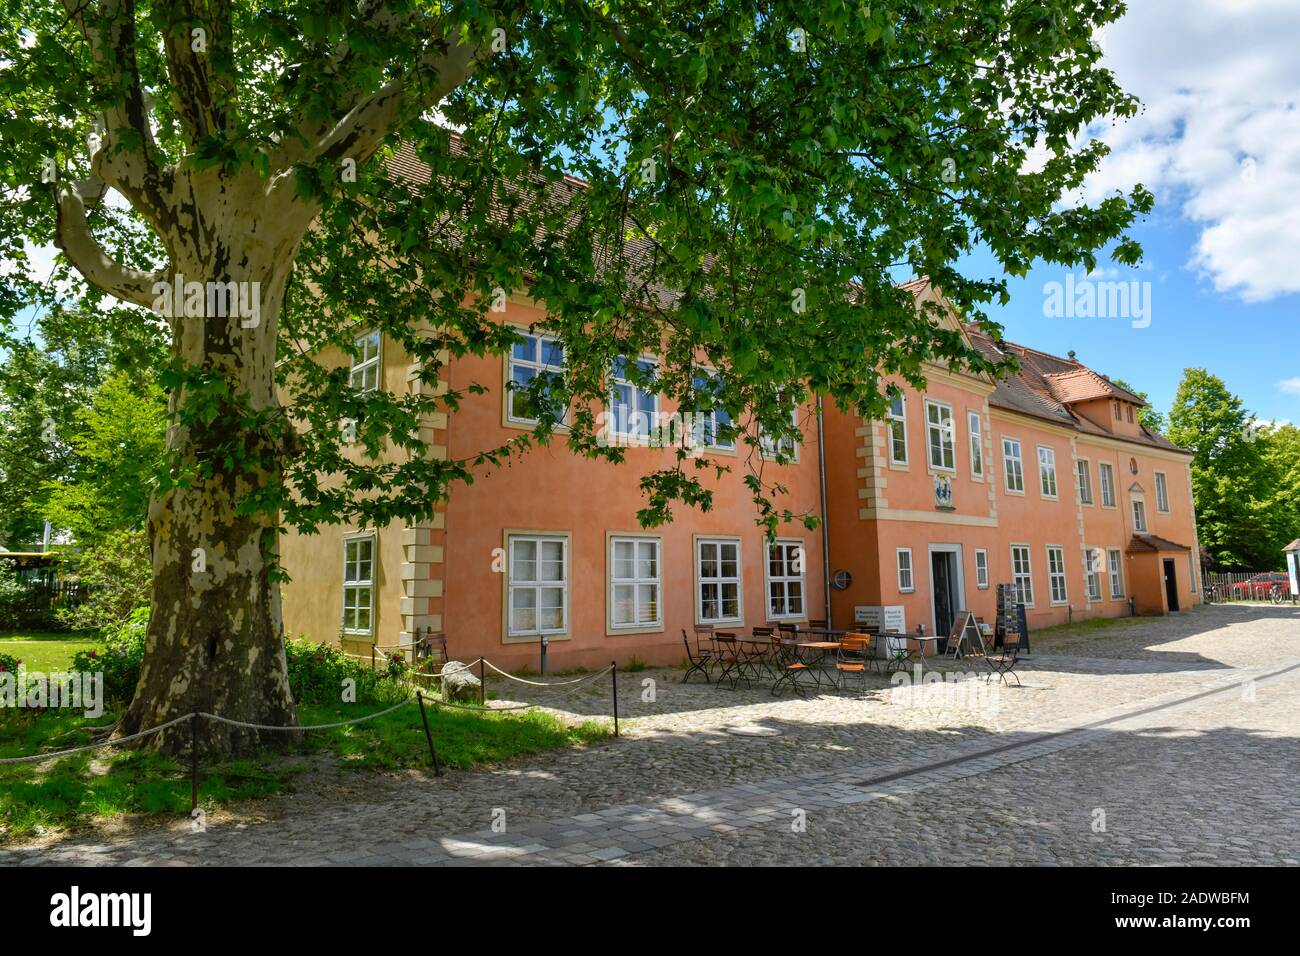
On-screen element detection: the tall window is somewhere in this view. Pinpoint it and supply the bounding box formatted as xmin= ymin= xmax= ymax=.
xmin=968 ymin=411 xmax=984 ymax=477
xmin=1099 ymin=461 xmax=1116 ymax=507
xmin=697 ymin=539 xmax=741 ymax=623
xmin=1108 ymin=549 xmax=1124 ymax=599
xmin=1010 ymin=545 xmax=1034 ymax=606
xmin=692 ymin=370 xmax=734 ymax=450
xmin=342 ymin=536 xmax=375 ymax=637
xmin=925 ymin=400 xmax=955 ymax=471
xmin=896 ymin=548 xmax=914 ymax=592
xmin=1038 ymin=446 xmax=1058 ymax=498
xmin=1114 ymin=401 xmax=1122 ymax=421
xmin=1086 ymin=549 xmax=1103 ymax=601
xmin=1155 ymin=472 xmax=1170 ymax=512
xmin=760 ymin=404 xmax=801 ymax=462
xmin=1046 ymin=546 xmax=1068 ymax=605
xmin=975 ymin=549 xmax=989 ymax=589
xmin=766 ymin=541 xmax=805 ymax=619
xmin=1077 ymin=459 xmax=1093 ymax=505
xmin=349 ymin=331 xmax=381 ymax=392
xmin=1003 ymin=438 xmax=1024 ymax=493
xmin=1132 ymin=497 xmax=1147 ymax=532
xmin=610 ymin=536 xmax=661 ymax=630
xmin=887 ymin=394 xmax=908 ymax=465
xmin=507 ymin=333 xmax=566 ymax=425
xmin=610 ymin=356 xmax=658 ymax=439
xmin=508 ymin=535 xmax=568 ymax=637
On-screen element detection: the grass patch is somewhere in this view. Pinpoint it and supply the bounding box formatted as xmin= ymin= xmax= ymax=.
xmin=0 ymin=631 xmax=101 ymax=672
xmin=1031 ymin=614 xmax=1145 ymax=648
xmin=0 ymin=696 xmax=610 ymax=842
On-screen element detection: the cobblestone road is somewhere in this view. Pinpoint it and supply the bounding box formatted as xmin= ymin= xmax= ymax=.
xmin=4 ymin=604 xmax=1297 ymax=866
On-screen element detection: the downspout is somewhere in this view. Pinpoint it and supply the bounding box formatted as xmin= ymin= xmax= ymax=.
xmin=817 ymin=395 xmax=832 ymax=625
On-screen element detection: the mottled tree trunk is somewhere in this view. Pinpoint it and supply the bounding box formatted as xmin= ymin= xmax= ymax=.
xmin=116 ymin=173 xmax=311 ymax=754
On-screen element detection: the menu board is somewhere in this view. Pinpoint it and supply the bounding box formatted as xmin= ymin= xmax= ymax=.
xmin=853 ymin=605 xmax=907 ymax=632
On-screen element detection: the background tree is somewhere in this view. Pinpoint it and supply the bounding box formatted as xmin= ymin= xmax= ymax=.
xmin=1168 ymin=367 xmax=1293 ymax=571
xmin=1 ymin=1 xmax=1151 ymax=752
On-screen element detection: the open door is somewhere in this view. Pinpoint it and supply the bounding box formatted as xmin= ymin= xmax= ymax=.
xmin=1163 ymin=558 xmax=1179 ymax=612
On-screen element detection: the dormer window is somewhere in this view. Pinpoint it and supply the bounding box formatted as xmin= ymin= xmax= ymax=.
xmin=1113 ymin=401 xmax=1122 ymax=421
xmin=1126 ymin=405 xmax=1134 ymax=424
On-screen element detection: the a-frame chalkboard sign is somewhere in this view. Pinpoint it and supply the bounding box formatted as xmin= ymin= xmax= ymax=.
xmin=944 ymin=610 xmax=984 ymax=658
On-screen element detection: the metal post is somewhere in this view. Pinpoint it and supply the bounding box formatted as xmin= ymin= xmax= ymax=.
xmin=610 ymin=661 xmax=619 ymax=737
xmin=540 ymin=635 xmax=548 ymax=675
xmin=478 ymin=657 xmax=485 ymax=707
xmin=416 ymin=692 xmax=443 ymax=777
xmin=190 ymin=712 xmax=200 ymax=812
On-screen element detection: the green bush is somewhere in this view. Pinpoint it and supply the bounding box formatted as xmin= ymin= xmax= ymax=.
xmin=0 ymin=650 xmax=21 ymax=674
xmin=71 ymin=607 xmax=147 ymax=702
xmin=284 ymin=639 xmax=406 ymax=706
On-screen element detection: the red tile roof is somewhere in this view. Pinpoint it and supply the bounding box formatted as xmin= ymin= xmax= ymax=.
xmin=1126 ymin=533 xmax=1192 ymax=553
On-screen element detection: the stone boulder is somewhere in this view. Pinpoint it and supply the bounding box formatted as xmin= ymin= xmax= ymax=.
xmin=440 ymin=660 xmax=481 ymax=703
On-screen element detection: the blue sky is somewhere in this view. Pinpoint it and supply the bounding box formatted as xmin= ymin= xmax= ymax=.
xmin=967 ymin=0 xmax=1300 ymax=427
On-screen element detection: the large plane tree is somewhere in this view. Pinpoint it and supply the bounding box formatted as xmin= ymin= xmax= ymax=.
xmin=0 ymin=0 xmax=1150 ymax=752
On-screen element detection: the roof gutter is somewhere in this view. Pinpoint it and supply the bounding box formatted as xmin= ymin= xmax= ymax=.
xmin=817 ymin=394 xmax=832 ymax=625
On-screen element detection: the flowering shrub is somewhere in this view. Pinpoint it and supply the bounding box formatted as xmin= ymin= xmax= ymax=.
xmin=0 ymin=650 xmax=22 ymax=674
xmin=284 ymin=639 xmax=406 ymax=705
xmin=71 ymin=606 xmax=147 ymax=702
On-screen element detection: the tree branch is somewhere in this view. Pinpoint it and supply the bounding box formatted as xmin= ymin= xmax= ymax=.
xmin=54 ymin=183 xmax=168 ymax=309
xmin=159 ymin=0 xmax=234 ymax=140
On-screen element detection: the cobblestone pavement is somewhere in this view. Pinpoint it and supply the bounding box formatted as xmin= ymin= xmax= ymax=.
xmin=3 ymin=604 xmax=1297 ymax=866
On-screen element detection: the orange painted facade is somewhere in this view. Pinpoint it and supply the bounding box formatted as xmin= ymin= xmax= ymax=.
xmin=280 ymin=281 xmax=1199 ymax=667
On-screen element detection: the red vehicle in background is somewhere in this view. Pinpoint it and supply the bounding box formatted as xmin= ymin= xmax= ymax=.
xmin=1229 ymin=572 xmax=1290 ymax=600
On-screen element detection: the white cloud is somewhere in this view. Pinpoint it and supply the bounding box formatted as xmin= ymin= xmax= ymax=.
xmin=1082 ymin=0 xmax=1300 ymax=302
xmin=1278 ymin=378 xmax=1300 ymax=397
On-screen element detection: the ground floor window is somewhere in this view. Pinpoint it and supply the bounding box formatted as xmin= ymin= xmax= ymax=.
xmin=975 ymin=549 xmax=989 ymax=589
xmin=508 ymin=534 xmax=568 ymax=637
xmin=1011 ymin=545 xmax=1034 ymax=606
xmin=1046 ymin=546 xmax=1068 ymax=605
xmin=1108 ymin=548 xmax=1124 ymax=599
xmin=342 ymin=535 xmax=375 ymax=637
xmin=609 ymin=536 xmax=660 ymax=629
xmin=896 ymin=547 xmax=914 ymax=593
xmin=1086 ymin=549 xmax=1103 ymax=601
xmin=767 ymin=540 xmax=805 ymax=619
xmin=697 ymin=538 xmax=741 ymax=623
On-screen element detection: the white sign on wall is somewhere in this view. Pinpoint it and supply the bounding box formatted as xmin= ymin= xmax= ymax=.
xmin=853 ymin=605 xmax=906 ymax=632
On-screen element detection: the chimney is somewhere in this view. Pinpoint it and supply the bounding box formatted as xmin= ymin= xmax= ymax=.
xmin=1067 ymin=349 xmax=1077 ymax=361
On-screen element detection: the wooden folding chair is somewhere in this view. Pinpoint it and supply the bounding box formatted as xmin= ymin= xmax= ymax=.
xmin=835 ymin=634 xmax=871 ymax=695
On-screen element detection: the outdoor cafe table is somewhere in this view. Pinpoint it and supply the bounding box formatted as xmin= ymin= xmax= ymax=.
xmin=791 ymin=640 xmax=843 ymax=689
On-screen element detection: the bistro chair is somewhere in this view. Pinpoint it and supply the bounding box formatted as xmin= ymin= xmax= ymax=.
xmin=835 ymin=634 xmax=871 ymax=695
xmin=882 ymin=629 xmax=914 ymax=672
xmin=682 ymin=626 xmax=716 ymax=684
xmin=769 ymin=632 xmax=814 ymax=698
xmin=807 ymin=619 xmax=829 ymax=630
xmin=713 ymin=631 xmax=744 ymax=688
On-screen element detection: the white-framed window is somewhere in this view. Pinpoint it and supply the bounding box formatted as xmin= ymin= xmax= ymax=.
xmin=692 ymin=369 xmax=734 ymax=450
xmin=925 ymin=399 xmax=955 ymax=471
xmin=1108 ymin=548 xmax=1124 ymax=599
xmin=1132 ymin=497 xmax=1147 ymax=532
xmin=610 ymin=355 xmax=658 ymax=439
xmin=968 ymin=411 xmax=984 ymax=478
xmin=507 ymin=534 xmax=568 ymax=637
xmin=1155 ymin=471 xmax=1169 ymax=513
xmin=349 ymin=330 xmax=381 ymax=393
xmin=507 ymin=332 xmax=567 ymax=425
xmin=887 ymin=393 xmax=908 ymax=465
xmin=1099 ymin=461 xmax=1116 ymax=507
xmin=342 ymin=535 xmax=376 ymax=637
xmin=975 ymin=549 xmax=989 ymax=589
xmin=1046 ymin=546 xmax=1068 ymax=605
xmin=609 ymin=536 xmax=661 ymax=630
xmin=1077 ymin=458 xmax=1093 ymax=505
xmin=1085 ymin=548 xmax=1103 ymax=601
xmin=1010 ymin=544 xmax=1034 ymax=607
xmin=696 ymin=538 xmax=741 ymax=624
xmin=760 ymin=404 xmax=801 ymax=462
xmin=1003 ymin=438 xmax=1024 ymax=493
xmin=896 ymin=547 xmax=914 ymax=592
xmin=1038 ymin=445 xmax=1058 ymax=498
xmin=766 ymin=540 xmax=806 ymax=619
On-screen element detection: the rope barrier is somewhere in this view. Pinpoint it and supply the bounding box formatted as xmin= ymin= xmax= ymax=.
xmin=199 ymin=697 xmax=415 ymax=731
xmin=426 ymin=696 xmax=535 ymax=713
xmin=481 ymin=661 xmax=614 ymax=687
xmin=0 ymin=713 xmax=193 ymax=765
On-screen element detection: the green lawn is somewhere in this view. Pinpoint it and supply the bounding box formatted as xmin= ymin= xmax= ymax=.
xmin=0 ymin=631 xmax=101 ymax=672
xmin=0 ymin=696 xmax=610 ymax=842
